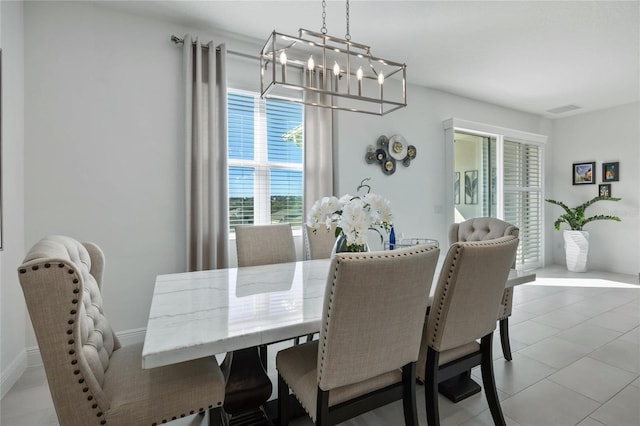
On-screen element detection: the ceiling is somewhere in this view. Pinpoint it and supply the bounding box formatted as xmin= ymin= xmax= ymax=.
xmin=100 ymin=0 xmax=640 ymax=118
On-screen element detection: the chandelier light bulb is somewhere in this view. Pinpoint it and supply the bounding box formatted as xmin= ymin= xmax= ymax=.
xmin=356 ymin=66 xmax=363 ymax=81
xmin=378 ymin=72 xmax=385 ymax=85
xmin=307 ymin=55 xmax=315 ymax=70
xmin=333 ymin=61 xmax=340 ymax=76
xmin=280 ymin=51 xmax=287 ymax=64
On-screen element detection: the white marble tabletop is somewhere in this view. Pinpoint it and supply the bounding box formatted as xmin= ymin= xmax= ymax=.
xmin=142 ymin=256 xmax=535 ymax=369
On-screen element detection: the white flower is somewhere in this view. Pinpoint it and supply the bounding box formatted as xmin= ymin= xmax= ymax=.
xmin=306 ymin=187 xmax=393 ymax=250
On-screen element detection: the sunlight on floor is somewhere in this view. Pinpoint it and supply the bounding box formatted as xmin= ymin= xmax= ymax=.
xmin=530 ymin=277 xmax=640 ymax=289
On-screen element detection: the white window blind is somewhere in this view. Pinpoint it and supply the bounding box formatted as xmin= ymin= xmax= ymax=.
xmin=503 ymin=140 xmax=543 ymax=269
xmin=227 ymin=90 xmax=304 ymax=233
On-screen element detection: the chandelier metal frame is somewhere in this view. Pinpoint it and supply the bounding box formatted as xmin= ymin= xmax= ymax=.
xmin=259 ymin=1 xmax=407 ymax=116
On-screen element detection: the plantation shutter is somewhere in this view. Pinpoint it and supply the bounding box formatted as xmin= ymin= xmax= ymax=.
xmin=503 ymin=140 xmax=543 ymax=269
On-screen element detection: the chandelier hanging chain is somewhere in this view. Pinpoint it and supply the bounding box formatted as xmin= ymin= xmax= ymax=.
xmin=345 ymin=0 xmax=351 ymax=41
xmin=321 ymin=0 xmax=327 ymax=34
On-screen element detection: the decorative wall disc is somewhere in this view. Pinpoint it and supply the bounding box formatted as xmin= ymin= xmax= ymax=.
xmin=366 ymin=134 xmax=416 ymax=175
xmin=388 ymin=135 xmax=407 ymax=160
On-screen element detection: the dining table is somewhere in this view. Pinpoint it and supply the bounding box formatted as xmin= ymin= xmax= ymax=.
xmin=142 ymin=252 xmax=536 ymax=424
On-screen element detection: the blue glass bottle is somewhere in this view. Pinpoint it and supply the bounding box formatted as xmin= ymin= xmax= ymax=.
xmin=389 ymin=226 xmax=396 ymax=250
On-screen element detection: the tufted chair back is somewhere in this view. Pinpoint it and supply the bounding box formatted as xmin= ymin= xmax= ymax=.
xmin=449 ymin=217 xmax=519 ymax=245
xmin=18 ymin=235 xmax=118 ymax=424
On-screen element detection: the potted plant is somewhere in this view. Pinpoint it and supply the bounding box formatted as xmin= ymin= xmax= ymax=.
xmin=546 ymin=196 xmax=622 ymax=272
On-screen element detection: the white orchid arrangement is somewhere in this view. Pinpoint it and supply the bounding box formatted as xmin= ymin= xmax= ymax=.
xmin=307 ymin=178 xmax=393 ymax=251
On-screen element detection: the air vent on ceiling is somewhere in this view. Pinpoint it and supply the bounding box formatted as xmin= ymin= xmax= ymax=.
xmin=546 ymin=104 xmax=582 ymax=114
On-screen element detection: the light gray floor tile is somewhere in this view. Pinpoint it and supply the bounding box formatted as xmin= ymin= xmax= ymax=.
xmin=501 ymin=379 xmax=600 ymax=426
xmin=589 ymin=385 xmax=640 ymax=426
xmin=555 ymin=322 xmax=622 ymax=350
xmin=618 ymin=326 xmax=640 ymax=343
xmin=584 ymin=310 xmax=640 ymax=334
xmin=515 ymin=296 xmax=571 ymax=315
xmin=488 ymin=353 xmax=557 ymax=395
xmin=548 ymin=357 xmax=637 ymax=402
xmin=507 ymin=309 xmax=538 ymax=326
xmin=458 ymin=408 xmax=523 ymax=426
xmin=589 ymin=339 xmax=640 ymax=374
xmin=611 ymin=299 xmax=640 ymax=316
xmin=518 ymin=336 xmax=592 ymax=369
xmin=531 ymin=308 xmax=590 ymax=330
xmin=563 ymin=297 xmax=627 ymax=316
xmin=508 ymin=320 xmax=560 ymax=346
xmin=576 ymin=417 xmax=607 ymax=426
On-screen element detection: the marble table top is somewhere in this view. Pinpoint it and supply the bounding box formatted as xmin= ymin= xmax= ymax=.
xmin=142 ymin=257 xmax=535 ymax=369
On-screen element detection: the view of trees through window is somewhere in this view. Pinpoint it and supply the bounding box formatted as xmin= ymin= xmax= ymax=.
xmin=227 ymin=91 xmax=303 ymax=232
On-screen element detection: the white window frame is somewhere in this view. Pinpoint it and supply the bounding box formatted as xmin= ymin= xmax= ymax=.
xmin=228 ymin=89 xmax=304 ymax=234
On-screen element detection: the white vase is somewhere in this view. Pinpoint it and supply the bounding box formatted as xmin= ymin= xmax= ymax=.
xmin=564 ymin=230 xmax=589 ymax=272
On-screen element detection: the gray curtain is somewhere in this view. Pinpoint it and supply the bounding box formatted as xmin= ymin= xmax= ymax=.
xmin=183 ymin=35 xmax=229 ymax=271
xmin=303 ymin=74 xmax=334 ymax=258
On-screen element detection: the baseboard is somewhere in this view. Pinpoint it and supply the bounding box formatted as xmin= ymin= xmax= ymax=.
xmin=1 ymin=350 xmax=27 ymax=399
xmin=25 ymin=327 xmax=147 ymax=369
xmin=115 ymin=327 xmax=147 ymax=347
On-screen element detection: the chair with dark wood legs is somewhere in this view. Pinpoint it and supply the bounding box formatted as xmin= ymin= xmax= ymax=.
xmin=419 ymin=236 xmax=519 ymax=426
xmin=277 ymin=245 xmax=440 ymax=426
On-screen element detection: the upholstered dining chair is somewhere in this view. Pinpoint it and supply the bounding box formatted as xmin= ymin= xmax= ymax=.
xmin=417 ymin=236 xmax=519 ymax=426
xmin=449 ymin=217 xmax=519 ymax=361
xmin=17 ymin=235 xmax=225 ymax=426
xmin=277 ymin=244 xmax=441 ymax=426
xmin=305 ymin=223 xmax=338 ymax=260
xmin=235 ymin=223 xmax=297 ymax=267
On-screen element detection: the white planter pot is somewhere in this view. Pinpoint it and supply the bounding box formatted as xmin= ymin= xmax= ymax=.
xmin=564 ymin=230 xmax=589 ymax=272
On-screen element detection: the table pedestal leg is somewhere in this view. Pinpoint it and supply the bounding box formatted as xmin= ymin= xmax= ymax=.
xmin=438 ymin=370 xmax=481 ymax=403
xmin=221 ymin=347 xmax=273 ymax=425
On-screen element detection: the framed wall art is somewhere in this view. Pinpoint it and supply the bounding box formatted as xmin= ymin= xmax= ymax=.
xmin=599 ymin=184 xmax=612 ymax=197
xmin=602 ymin=162 xmax=619 ymax=182
xmin=572 ymin=161 xmax=595 ymax=185
xmin=464 ymin=170 xmax=478 ymax=204
xmin=454 ymin=172 xmax=460 ymax=204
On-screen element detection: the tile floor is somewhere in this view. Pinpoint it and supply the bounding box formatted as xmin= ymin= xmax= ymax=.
xmin=1 ymin=266 xmax=638 ymax=426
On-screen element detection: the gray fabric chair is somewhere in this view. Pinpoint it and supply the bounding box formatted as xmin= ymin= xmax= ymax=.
xmin=235 ymin=223 xmax=297 ymax=267
xmin=277 ymin=244 xmax=441 ymax=426
xmin=17 ymin=235 xmax=225 ymax=426
xmin=418 ymin=236 xmax=519 ymax=426
xmin=449 ymin=217 xmax=519 ymax=361
xmin=305 ymin=223 xmax=338 ymax=260
xmin=234 ymin=223 xmax=299 ymax=373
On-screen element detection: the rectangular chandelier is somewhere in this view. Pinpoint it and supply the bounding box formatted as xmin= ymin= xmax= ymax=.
xmin=260 ymin=28 xmax=407 ymax=116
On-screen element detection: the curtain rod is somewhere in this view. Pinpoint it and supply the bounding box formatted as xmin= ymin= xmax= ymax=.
xmin=170 ymin=35 xmax=258 ymax=61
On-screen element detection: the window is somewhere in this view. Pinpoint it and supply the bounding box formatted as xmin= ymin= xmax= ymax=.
xmin=445 ymin=118 xmax=546 ymax=270
xmin=227 ymin=90 xmax=304 ymax=233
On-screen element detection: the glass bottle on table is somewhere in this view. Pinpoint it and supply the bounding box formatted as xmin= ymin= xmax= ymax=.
xmin=389 ymin=226 xmax=396 ymax=250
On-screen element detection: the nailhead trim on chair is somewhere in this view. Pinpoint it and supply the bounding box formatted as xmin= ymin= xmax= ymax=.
xmin=429 ymin=246 xmax=461 ymax=347
xmin=151 ymin=404 xmax=218 ymax=425
xmin=21 ymin=262 xmax=108 ymax=425
xmin=318 ymin=246 xmax=437 ymax=380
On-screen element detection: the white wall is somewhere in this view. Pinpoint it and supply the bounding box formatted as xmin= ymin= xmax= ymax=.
xmin=549 ymin=103 xmax=639 ymax=274
xmin=21 ymin=1 xmax=267 ymax=348
xmin=1 ymin=0 xmax=27 ymax=397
